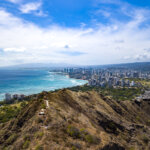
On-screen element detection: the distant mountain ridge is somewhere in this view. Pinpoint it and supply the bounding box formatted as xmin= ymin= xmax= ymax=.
xmin=84 ymin=62 xmax=150 ymax=71
xmin=0 ymin=63 xmax=79 ymax=69
xmin=1 ymin=62 xmax=150 ymax=71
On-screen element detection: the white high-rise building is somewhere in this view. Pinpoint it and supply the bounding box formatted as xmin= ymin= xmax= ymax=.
xmin=130 ymin=81 xmax=135 ymax=87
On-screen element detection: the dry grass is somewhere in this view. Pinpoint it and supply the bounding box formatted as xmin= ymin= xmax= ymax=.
xmin=0 ymin=89 xmax=150 ymax=150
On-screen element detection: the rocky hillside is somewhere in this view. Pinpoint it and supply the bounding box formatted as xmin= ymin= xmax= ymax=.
xmin=0 ymin=89 xmax=150 ymax=150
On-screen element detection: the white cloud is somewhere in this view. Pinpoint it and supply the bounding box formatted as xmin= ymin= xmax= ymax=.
xmin=0 ymin=8 xmax=23 ymax=27
xmin=4 ymin=47 xmax=26 ymax=52
xmin=19 ymin=2 xmax=42 ymax=14
xmin=0 ymin=8 xmax=150 ymax=67
xmin=96 ymin=9 xmax=111 ymax=17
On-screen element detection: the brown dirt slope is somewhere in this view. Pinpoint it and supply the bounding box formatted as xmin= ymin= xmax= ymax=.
xmin=0 ymin=89 xmax=150 ymax=150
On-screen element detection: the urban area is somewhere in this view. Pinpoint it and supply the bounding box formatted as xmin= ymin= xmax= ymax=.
xmin=4 ymin=66 xmax=150 ymax=102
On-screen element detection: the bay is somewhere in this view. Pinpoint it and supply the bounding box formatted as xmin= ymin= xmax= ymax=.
xmin=0 ymin=68 xmax=87 ymax=100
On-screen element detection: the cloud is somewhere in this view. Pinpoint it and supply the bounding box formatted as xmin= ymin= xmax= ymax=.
xmin=59 ymin=50 xmax=86 ymax=56
xmin=144 ymin=48 xmax=150 ymax=52
xmin=134 ymin=53 xmax=149 ymax=61
xmin=95 ymin=0 xmax=150 ymax=29
xmin=64 ymin=45 xmax=70 ymax=49
xmin=19 ymin=2 xmax=42 ymax=14
xmin=124 ymin=52 xmax=150 ymax=61
xmin=0 ymin=8 xmax=23 ymax=27
xmin=4 ymin=47 xmax=26 ymax=52
xmin=0 ymin=5 xmax=150 ymax=66
xmin=100 ymin=10 xmax=111 ymax=17
xmin=62 ymin=45 xmax=86 ymax=56
xmin=114 ymin=40 xmax=124 ymax=43
xmin=6 ymin=0 xmax=22 ymax=4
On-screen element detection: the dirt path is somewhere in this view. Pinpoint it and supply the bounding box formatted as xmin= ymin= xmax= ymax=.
xmin=45 ymin=100 xmax=49 ymax=108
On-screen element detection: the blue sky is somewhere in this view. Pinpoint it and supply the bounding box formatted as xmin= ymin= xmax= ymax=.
xmin=2 ymin=0 xmax=150 ymax=28
xmin=0 ymin=0 xmax=150 ymax=66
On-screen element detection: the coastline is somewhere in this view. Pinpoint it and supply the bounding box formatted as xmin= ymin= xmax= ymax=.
xmin=0 ymin=71 xmax=88 ymax=102
xmin=50 ymin=71 xmax=89 ymax=82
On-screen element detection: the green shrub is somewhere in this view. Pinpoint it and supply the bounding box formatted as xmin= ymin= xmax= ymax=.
xmin=147 ymin=120 xmax=150 ymax=126
xmin=6 ymin=133 xmax=18 ymax=144
xmin=67 ymin=125 xmax=80 ymax=139
xmin=71 ymin=143 xmax=81 ymax=150
xmin=41 ymin=103 xmax=46 ymax=109
xmin=35 ymin=132 xmax=44 ymax=139
xmin=71 ymin=146 xmax=76 ymax=150
xmin=84 ymin=134 xmax=99 ymax=144
xmin=84 ymin=134 xmax=94 ymax=143
xmin=0 ymin=105 xmax=21 ymax=123
xmin=23 ymin=140 xmax=30 ymax=149
xmin=129 ymin=147 xmax=135 ymax=150
xmin=23 ymin=134 xmax=31 ymax=141
xmin=136 ymin=116 xmax=141 ymax=121
xmin=20 ymin=101 xmax=27 ymax=108
xmin=2 ymin=147 xmax=10 ymax=150
xmin=35 ymin=145 xmax=44 ymax=150
xmin=67 ymin=125 xmax=99 ymax=144
xmin=142 ymin=135 xmax=149 ymax=144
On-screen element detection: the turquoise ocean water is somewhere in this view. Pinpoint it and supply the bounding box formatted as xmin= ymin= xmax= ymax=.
xmin=0 ymin=69 xmax=87 ymax=101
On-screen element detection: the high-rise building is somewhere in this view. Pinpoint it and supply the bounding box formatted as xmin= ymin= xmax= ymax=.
xmin=130 ymin=81 xmax=135 ymax=87
xmin=5 ymin=93 xmax=11 ymax=101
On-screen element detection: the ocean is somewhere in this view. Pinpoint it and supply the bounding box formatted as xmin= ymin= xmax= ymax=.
xmin=0 ymin=68 xmax=87 ymax=101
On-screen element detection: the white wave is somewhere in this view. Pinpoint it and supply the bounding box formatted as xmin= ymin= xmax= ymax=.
xmin=70 ymin=79 xmax=82 ymax=85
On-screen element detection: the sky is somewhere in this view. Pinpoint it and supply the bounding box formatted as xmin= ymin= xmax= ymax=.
xmin=0 ymin=0 xmax=150 ymax=66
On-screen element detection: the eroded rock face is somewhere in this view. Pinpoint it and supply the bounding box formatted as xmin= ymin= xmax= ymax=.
xmin=96 ymin=110 xmax=125 ymax=134
xmin=0 ymin=89 xmax=150 ymax=150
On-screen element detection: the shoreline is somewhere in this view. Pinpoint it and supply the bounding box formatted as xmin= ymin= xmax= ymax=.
xmin=0 ymin=71 xmax=88 ymax=102
xmin=50 ymin=71 xmax=89 ymax=82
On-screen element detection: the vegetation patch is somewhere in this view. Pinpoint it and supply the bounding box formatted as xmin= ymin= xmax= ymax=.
xmin=71 ymin=143 xmax=81 ymax=150
xmin=142 ymin=135 xmax=149 ymax=144
xmin=136 ymin=116 xmax=141 ymax=122
xmin=23 ymin=134 xmax=31 ymax=141
xmin=66 ymin=125 xmax=100 ymax=144
xmin=6 ymin=133 xmax=18 ymax=145
xmin=67 ymin=125 xmax=81 ymax=139
xmin=41 ymin=103 xmax=46 ymax=109
xmin=0 ymin=105 xmax=21 ymax=123
xmin=0 ymin=101 xmax=29 ymax=123
xmin=20 ymin=101 xmax=28 ymax=108
xmin=68 ymin=85 xmax=144 ymax=101
xmin=35 ymin=132 xmax=44 ymax=139
xmin=35 ymin=145 xmax=44 ymax=150
xmin=22 ymin=140 xmax=30 ymax=149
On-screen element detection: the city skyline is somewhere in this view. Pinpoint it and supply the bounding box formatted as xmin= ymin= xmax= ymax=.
xmin=0 ymin=0 xmax=150 ymax=66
